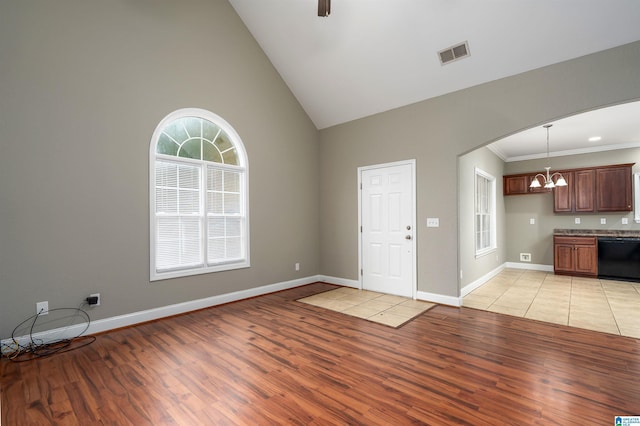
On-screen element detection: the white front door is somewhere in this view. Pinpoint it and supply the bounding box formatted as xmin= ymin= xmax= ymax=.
xmin=359 ymin=161 xmax=416 ymax=298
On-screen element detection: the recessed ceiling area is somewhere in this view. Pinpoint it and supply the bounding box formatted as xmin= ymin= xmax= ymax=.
xmin=488 ymin=101 xmax=640 ymax=162
xmin=229 ymin=0 xmax=640 ymax=129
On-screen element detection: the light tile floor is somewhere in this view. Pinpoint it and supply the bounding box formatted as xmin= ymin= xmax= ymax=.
xmin=463 ymin=269 xmax=640 ymax=338
xmin=298 ymin=287 xmax=436 ymax=327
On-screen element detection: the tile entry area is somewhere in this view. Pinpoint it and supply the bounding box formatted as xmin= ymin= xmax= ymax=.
xmin=298 ymin=287 xmax=436 ymax=328
xmin=463 ymin=269 xmax=640 ymax=338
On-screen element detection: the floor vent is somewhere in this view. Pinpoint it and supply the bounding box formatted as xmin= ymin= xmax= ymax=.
xmin=438 ymin=41 xmax=470 ymax=65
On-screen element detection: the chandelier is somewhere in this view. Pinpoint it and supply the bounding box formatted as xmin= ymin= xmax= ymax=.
xmin=529 ymin=124 xmax=567 ymax=189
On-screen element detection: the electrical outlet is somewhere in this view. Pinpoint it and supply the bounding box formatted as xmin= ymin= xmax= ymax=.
xmin=520 ymin=253 xmax=531 ymax=262
xmin=600 ymin=218 xmax=606 ymax=225
xmin=36 ymin=301 xmax=49 ymax=316
xmin=89 ymin=293 xmax=101 ymax=306
xmin=295 ymin=263 xmax=300 ymax=271
xmin=622 ymin=218 xmax=629 ymax=225
xmin=426 ymin=218 xmax=439 ymax=227
xmin=575 ymin=218 xmax=581 ymax=224
xmin=529 ymin=218 xmax=535 ymax=225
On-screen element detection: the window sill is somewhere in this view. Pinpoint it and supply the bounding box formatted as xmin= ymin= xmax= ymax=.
xmin=151 ymin=260 xmax=250 ymax=282
xmin=475 ymin=247 xmax=496 ymax=259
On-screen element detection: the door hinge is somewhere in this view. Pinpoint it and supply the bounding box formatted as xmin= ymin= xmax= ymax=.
xmin=360 ymin=183 xmax=362 ymax=190
xmin=360 ymin=226 xmax=363 ymax=232
xmin=360 ymin=268 xmax=363 ymax=276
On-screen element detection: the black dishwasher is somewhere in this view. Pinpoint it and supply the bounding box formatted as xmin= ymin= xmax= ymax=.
xmin=598 ymin=237 xmax=640 ymax=282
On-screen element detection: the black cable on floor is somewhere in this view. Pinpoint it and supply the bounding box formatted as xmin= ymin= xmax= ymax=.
xmin=1 ymin=307 xmax=96 ymax=362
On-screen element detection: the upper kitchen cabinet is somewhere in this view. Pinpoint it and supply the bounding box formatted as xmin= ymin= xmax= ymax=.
xmin=503 ymin=174 xmax=551 ymax=195
xmin=553 ymin=169 xmax=595 ymax=213
xmin=504 ymin=163 xmax=634 ymax=213
xmin=553 ymin=163 xmax=633 ymax=213
xmin=503 ymin=174 xmax=528 ymax=195
xmin=596 ymin=165 xmax=633 ymax=211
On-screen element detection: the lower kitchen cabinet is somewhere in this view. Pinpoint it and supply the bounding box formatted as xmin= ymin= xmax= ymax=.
xmin=553 ymin=236 xmax=597 ymax=277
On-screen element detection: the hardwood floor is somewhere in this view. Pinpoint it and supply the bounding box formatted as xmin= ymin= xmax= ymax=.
xmin=2 ymin=282 xmax=639 ymax=425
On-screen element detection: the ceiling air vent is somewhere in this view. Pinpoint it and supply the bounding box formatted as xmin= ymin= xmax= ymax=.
xmin=438 ymin=41 xmax=470 ymax=65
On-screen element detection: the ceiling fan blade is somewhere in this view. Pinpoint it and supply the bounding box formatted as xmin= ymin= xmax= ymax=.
xmin=318 ymin=0 xmax=330 ymax=17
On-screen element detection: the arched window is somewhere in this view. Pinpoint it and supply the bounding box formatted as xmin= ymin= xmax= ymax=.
xmin=150 ymin=108 xmax=249 ymax=281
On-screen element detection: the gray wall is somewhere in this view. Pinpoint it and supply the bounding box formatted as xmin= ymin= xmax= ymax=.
xmin=504 ymin=147 xmax=640 ymax=265
xmin=2 ymin=1 xmax=640 ymax=339
xmin=0 ymin=0 xmax=320 ymax=338
xmin=458 ymin=147 xmax=507 ymax=289
xmin=319 ymin=41 xmax=640 ymax=299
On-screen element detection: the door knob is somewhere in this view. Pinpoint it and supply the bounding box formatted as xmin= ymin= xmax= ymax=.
xmin=405 ymin=235 xmax=412 ymax=240
xmin=406 ymin=225 xmax=411 ymax=230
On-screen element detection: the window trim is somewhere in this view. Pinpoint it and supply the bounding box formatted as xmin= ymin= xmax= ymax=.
xmin=149 ymin=108 xmax=250 ymax=281
xmin=474 ymin=167 xmax=496 ymax=258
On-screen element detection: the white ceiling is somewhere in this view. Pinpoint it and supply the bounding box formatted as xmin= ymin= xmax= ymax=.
xmin=488 ymin=101 xmax=640 ymax=161
xmin=229 ymin=0 xmax=640 ymax=131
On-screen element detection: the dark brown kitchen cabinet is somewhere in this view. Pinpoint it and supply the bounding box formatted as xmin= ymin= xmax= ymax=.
xmin=504 ymin=163 xmax=634 ymax=211
xmin=503 ymin=174 xmax=550 ymax=195
xmin=575 ymin=169 xmax=597 ymax=212
xmin=503 ymin=174 xmax=528 ymax=195
xmin=553 ymin=169 xmax=595 ymax=213
xmin=553 ymin=172 xmax=572 ymax=212
xmin=553 ymin=236 xmax=597 ymax=277
xmin=551 ymin=163 xmax=633 ymax=213
xmin=596 ymin=165 xmax=633 ymax=211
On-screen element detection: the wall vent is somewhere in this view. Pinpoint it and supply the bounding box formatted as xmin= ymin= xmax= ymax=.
xmin=438 ymin=41 xmax=470 ymax=65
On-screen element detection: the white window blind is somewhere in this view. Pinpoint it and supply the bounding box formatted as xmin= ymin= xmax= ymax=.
xmin=155 ymin=161 xmax=203 ymax=272
xmin=207 ymin=167 xmax=243 ymax=264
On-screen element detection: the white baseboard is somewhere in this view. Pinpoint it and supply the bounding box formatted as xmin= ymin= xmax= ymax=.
xmin=318 ymin=275 xmax=360 ymax=288
xmin=460 ymin=264 xmax=505 ymax=297
xmin=505 ymin=262 xmax=553 ymax=272
xmin=416 ymin=291 xmax=461 ymax=307
xmin=1 ymin=275 xmax=324 ymax=353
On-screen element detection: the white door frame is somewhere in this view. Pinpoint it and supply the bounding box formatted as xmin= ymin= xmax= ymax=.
xmin=358 ymin=159 xmax=417 ymax=299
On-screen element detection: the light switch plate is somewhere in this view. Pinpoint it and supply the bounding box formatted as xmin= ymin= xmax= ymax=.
xmin=426 ymin=218 xmax=439 ymax=227
xmin=575 ymin=218 xmax=581 ymax=224
xmin=529 ymin=218 xmax=535 ymax=225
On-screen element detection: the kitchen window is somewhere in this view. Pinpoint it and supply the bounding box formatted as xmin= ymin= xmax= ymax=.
xmin=475 ymin=167 xmax=496 ymax=257
xmin=149 ymin=108 xmax=249 ymax=281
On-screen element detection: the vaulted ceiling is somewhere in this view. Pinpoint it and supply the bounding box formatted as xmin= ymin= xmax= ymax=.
xmin=229 ymin=0 xmax=640 ymax=156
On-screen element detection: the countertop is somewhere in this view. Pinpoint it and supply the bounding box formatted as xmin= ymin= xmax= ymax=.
xmin=554 ymin=228 xmax=640 ymax=238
